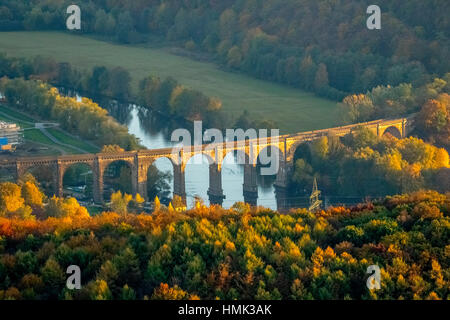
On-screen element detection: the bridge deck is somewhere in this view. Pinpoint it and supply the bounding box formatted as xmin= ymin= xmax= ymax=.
xmin=0 ymin=116 xmax=411 ymax=165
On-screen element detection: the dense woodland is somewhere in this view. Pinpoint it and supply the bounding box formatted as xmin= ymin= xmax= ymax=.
xmin=0 ymin=0 xmax=449 ymax=102
xmin=288 ymin=127 xmax=449 ymax=202
xmin=339 ymin=75 xmax=450 ymax=149
xmin=0 ymin=175 xmax=449 ymax=300
xmin=288 ymin=72 xmax=450 ymax=201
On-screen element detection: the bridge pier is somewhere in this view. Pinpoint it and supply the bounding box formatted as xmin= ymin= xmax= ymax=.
xmin=93 ymin=158 xmax=104 ymax=204
xmin=136 ymin=157 xmax=153 ymax=202
xmin=173 ymin=164 xmax=187 ymax=204
xmin=274 ymin=159 xmax=293 ymax=212
xmin=55 ymin=162 xmax=64 ymax=198
xmin=208 ymin=163 xmax=225 ymax=206
xmin=15 ymin=163 xmax=24 ymax=181
xmin=243 ymin=164 xmax=258 ymax=206
xmin=137 ymin=166 xmax=149 ymax=202
xmin=274 ymin=186 xmax=289 ymax=213
xmin=131 ymin=162 xmax=139 ymax=198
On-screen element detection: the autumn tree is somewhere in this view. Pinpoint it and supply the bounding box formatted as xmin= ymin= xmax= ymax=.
xmin=101 ymin=145 xmax=125 ymax=153
xmin=21 ymin=181 xmax=44 ymax=209
xmin=0 ymin=182 xmax=24 ymax=216
xmin=110 ymin=191 xmax=132 ymax=215
xmin=417 ymin=94 xmax=450 ymax=148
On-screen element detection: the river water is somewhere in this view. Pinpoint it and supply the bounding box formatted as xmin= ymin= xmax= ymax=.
xmin=107 ymin=103 xmax=278 ymax=209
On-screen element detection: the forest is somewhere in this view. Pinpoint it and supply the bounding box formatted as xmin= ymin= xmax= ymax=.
xmin=288 ymin=126 xmax=449 ymax=202
xmin=339 ymin=74 xmax=450 ymax=149
xmin=287 ymin=73 xmax=450 ymax=202
xmin=0 ymin=175 xmax=449 ymax=300
xmin=0 ymin=0 xmax=449 ymax=102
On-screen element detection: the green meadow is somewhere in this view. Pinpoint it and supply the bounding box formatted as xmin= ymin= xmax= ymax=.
xmin=0 ymin=31 xmax=340 ymax=133
xmin=0 ymin=104 xmax=98 ymax=154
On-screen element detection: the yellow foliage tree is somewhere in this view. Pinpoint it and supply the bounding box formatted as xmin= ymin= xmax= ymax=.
xmin=134 ymin=193 xmax=145 ymax=205
xmin=154 ymin=196 xmax=161 ymax=212
xmin=151 ymin=283 xmax=189 ymax=300
xmin=110 ymin=191 xmax=132 ymax=215
xmin=21 ymin=181 xmax=44 ymax=208
xmin=0 ymin=182 xmax=25 ymax=216
xmin=434 ymin=148 xmax=449 ymax=168
xmin=101 ymin=145 xmax=125 ymax=153
xmin=46 ymin=196 xmax=89 ymax=219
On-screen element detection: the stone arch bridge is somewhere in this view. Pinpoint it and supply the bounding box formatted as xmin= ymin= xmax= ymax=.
xmin=0 ymin=116 xmax=412 ymax=209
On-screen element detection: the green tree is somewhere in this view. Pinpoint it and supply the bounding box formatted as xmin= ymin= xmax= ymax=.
xmin=314 ymin=63 xmax=329 ymax=91
xmin=41 ymin=258 xmax=65 ymax=299
xmin=108 ymin=67 xmax=131 ymax=100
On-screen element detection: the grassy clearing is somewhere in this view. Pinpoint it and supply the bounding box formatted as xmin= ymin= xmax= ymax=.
xmin=0 ymin=105 xmax=35 ymax=122
xmin=0 ymin=105 xmax=34 ymax=128
xmin=22 ymin=129 xmax=79 ymax=154
xmin=0 ymin=31 xmax=340 ymax=134
xmin=23 ymin=129 xmax=54 ymax=145
xmin=46 ymin=128 xmax=99 ymax=153
xmin=0 ymin=112 xmax=20 ymax=126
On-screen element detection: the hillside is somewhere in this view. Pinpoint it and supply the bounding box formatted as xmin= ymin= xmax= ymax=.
xmin=0 ymin=180 xmax=449 ymax=300
xmin=0 ymin=0 xmax=449 ymax=100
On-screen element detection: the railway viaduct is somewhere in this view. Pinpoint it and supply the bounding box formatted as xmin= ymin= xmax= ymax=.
xmin=0 ymin=116 xmax=412 ymax=209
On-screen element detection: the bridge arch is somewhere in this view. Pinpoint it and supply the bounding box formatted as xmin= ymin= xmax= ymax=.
xmin=154 ymin=155 xmax=176 ymax=168
xmin=62 ymin=163 xmax=94 ymax=201
xmin=286 ymin=138 xmax=311 ymax=163
xmin=182 ymin=152 xmax=215 ymax=172
xmin=184 ymin=153 xmax=214 ymax=206
xmin=220 ymin=150 xmax=249 ymax=208
xmin=0 ymin=166 xmax=17 ymax=183
xmin=102 ymin=160 xmax=134 ymax=201
xmin=19 ymin=163 xmax=57 ymax=197
xmin=382 ymin=126 xmax=402 ymax=139
xmin=147 ymin=157 xmax=174 ymax=204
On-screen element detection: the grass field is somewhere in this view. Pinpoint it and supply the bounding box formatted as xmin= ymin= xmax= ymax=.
xmin=0 ymin=104 xmax=98 ymax=154
xmin=0 ymin=113 xmax=31 ymax=129
xmin=0 ymin=105 xmax=34 ymax=122
xmin=23 ymin=129 xmax=77 ymax=154
xmin=0 ymin=105 xmax=34 ymax=128
xmin=23 ymin=129 xmax=55 ymax=145
xmin=46 ymin=128 xmax=99 ymax=153
xmin=0 ymin=31 xmax=340 ymax=134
